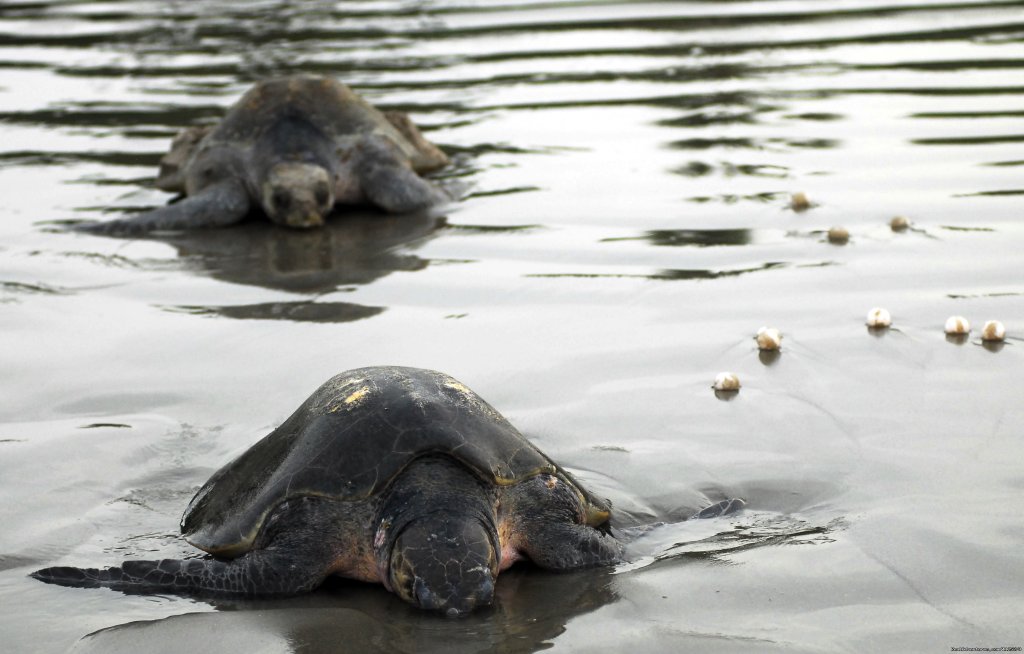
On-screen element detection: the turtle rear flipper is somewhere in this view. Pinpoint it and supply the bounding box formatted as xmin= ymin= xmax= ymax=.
xmin=75 ymin=181 xmax=250 ymax=236
xmin=155 ymin=125 xmax=215 ymax=193
xmin=382 ymin=111 xmax=448 ymax=174
xmin=32 ymin=546 xmax=327 ymax=597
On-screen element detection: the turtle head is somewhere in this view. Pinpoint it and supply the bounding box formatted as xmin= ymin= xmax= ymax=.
xmin=261 ymin=162 xmax=334 ymax=229
xmin=386 ymin=513 xmax=498 ymax=617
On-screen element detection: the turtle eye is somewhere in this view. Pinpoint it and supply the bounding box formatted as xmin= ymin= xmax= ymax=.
xmin=314 ymin=183 xmax=330 ymax=207
xmin=272 ymin=189 xmax=291 ymax=211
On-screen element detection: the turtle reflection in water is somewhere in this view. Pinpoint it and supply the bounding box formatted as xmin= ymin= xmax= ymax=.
xmin=33 ymin=367 xmax=743 ymax=616
xmin=77 ymin=76 xmax=450 ymax=235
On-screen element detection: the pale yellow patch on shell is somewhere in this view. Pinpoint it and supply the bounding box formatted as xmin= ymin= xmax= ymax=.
xmin=944 ymin=316 xmax=971 ymax=335
xmin=790 ymin=192 xmax=811 ymax=212
xmin=756 ymin=326 xmax=783 ymax=351
xmin=443 ymin=381 xmax=472 ymax=395
xmin=866 ymin=307 xmax=892 ymax=328
xmin=713 ymin=372 xmax=741 ymax=391
xmin=344 ymin=386 xmax=371 ymax=405
xmin=981 ymin=320 xmax=1005 ymax=342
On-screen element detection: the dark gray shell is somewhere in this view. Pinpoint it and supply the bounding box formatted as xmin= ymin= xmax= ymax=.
xmin=181 ymin=367 xmax=609 ymax=556
xmin=200 ymin=77 xmax=443 ymax=172
xmin=154 ymin=76 xmax=448 ymax=199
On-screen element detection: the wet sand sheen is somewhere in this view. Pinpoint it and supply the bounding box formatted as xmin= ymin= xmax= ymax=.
xmin=1 ymin=0 xmax=1023 ymax=652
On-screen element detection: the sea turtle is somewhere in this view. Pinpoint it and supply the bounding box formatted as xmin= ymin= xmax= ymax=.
xmin=32 ymin=367 xmax=742 ymax=616
xmin=77 ymin=76 xmax=450 ymax=235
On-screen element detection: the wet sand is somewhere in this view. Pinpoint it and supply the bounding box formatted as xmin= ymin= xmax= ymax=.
xmin=1 ymin=1 xmax=1023 ymax=652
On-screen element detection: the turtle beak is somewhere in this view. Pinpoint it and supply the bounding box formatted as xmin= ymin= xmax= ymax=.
xmin=286 ymin=212 xmax=324 ymax=229
xmin=414 ymin=575 xmax=494 ymax=618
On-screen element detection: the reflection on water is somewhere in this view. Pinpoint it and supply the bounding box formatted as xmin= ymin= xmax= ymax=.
xmin=133 ymin=209 xmax=441 ymax=293
xmin=2 ymin=0 xmax=1024 ymax=652
xmin=142 ymin=210 xmax=442 ymax=321
xmin=529 ymin=261 xmax=788 ymax=281
xmin=602 ymin=228 xmax=752 ymax=247
xmin=165 ymin=301 xmax=385 ymax=323
xmin=73 ymin=510 xmax=830 ymax=653
xmin=72 ymin=567 xmax=617 ymax=654
xmin=0 ymin=280 xmax=70 ymax=299
xmin=757 ymin=349 xmax=781 ymax=366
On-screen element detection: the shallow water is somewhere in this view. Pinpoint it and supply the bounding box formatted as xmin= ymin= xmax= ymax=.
xmin=2 ymin=0 xmax=1023 ymax=651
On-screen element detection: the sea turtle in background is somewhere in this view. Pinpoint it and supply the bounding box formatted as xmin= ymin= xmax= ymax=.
xmin=77 ymin=77 xmax=450 ymax=235
xmin=32 ymin=367 xmax=743 ymax=616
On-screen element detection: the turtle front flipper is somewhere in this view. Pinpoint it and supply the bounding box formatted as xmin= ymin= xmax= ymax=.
xmin=155 ymin=125 xmax=215 ymax=193
xmin=521 ymin=522 xmax=624 ymax=571
xmin=32 ymin=546 xmax=327 ymax=597
xmin=74 ymin=181 xmax=250 ymax=236
xmin=356 ymin=136 xmax=448 ymax=213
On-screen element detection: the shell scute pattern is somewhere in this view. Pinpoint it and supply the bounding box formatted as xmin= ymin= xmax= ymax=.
xmin=181 ymin=367 xmax=574 ymax=557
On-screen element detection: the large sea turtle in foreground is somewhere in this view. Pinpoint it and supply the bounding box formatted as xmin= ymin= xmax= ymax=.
xmin=77 ymin=77 xmax=450 ymax=235
xmin=32 ymin=367 xmax=742 ymax=616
